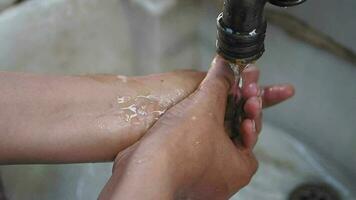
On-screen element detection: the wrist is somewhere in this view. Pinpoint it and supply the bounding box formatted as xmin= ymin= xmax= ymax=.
xmin=106 ymin=144 xmax=179 ymax=200
xmin=49 ymin=75 xmax=146 ymax=162
xmin=113 ymin=132 xmax=217 ymax=199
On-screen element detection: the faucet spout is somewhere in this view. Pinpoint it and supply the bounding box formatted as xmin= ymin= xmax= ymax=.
xmin=216 ymin=0 xmax=307 ymax=63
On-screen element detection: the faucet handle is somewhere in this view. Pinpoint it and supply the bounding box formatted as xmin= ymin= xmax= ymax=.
xmin=269 ymin=0 xmax=307 ymax=7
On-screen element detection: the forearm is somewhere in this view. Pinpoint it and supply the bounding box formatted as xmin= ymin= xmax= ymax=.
xmin=0 ymin=71 xmax=203 ymax=164
xmin=0 ymin=72 xmax=137 ymax=163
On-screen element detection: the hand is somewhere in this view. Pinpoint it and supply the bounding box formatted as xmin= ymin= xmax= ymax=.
xmin=230 ymin=63 xmax=295 ymax=143
xmin=99 ymin=56 xmax=295 ymax=200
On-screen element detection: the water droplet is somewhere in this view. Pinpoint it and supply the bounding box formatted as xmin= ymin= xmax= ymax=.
xmin=117 ymin=96 xmax=130 ymax=104
xmin=117 ymin=75 xmax=128 ymax=83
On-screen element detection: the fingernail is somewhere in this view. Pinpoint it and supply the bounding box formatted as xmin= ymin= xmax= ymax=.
xmin=211 ymin=56 xmax=234 ymax=85
xmin=245 ymin=64 xmax=257 ymax=71
xmin=259 ymin=97 xmax=263 ymax=109
xmin=213 ymin=55 xmax=229 ymax=67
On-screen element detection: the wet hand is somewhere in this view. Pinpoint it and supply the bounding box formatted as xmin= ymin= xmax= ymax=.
xmin=231 ymin=64 xmax=295 ymax=147
xmin=87 ymin=67 xmax=294 ymax=162
xmin=99 ymin=56 xmax=295 ymax=199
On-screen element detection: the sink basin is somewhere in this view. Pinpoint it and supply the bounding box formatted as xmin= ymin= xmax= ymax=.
xmin=0 ymin=0 xmax=355 ymax=199
xmin=233 ymin=124 xmax=355 ymax=200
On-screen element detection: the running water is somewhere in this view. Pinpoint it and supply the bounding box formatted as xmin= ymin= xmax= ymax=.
xmin=226 ymin=63 xmax=248 ymax=138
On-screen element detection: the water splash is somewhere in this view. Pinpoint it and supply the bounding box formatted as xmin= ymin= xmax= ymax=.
xmin=116 ymin=94 xmax=167 ymax=123
xmin=117 ymin=96 xmax=131 ymax=104
xmin=97 ymin=89 xmax=185 ymax=134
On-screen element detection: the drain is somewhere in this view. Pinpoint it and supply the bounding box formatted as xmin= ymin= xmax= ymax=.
xmin=289 ymin=183 xmax=340 ymax=200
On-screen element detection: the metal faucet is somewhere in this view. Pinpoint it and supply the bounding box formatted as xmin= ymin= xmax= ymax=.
xmin=216 ymin=0 xmax=307 ymax=64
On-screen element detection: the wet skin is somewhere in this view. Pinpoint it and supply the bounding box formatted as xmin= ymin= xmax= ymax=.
xmin=0 ymin=58 xmax=294 ymax=165
xmin=99 ymin=56 xmax=295 ymax=200
xmin=0 ymin=70 xmax=204 ymax=164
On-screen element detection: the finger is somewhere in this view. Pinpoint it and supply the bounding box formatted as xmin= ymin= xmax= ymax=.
xmin=244 ymin=97 xmax=262 ymax=119
xmin=195 ymin=55 xmax=234 ymax=119
xmin=238 ymin=119 xmax=257 ymax=149
xmin=242 ymin=83 xmax=259 ymax=99
xmin=262 ymin=84 xmax=295 ymax=108
xmin=241 ymin=65 xmax=260 ymax=87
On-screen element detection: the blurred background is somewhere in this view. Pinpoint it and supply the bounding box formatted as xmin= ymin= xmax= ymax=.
xmin=0 ymin=0 xmax=355 ymax=199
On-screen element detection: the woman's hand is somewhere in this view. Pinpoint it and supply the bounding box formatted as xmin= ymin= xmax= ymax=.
xmin=99 ymin=56 xmax=295 ymax=200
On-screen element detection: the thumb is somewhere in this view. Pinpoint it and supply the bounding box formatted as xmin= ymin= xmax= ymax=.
xmin=194 ymin=55 xmax=234 ymax=119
